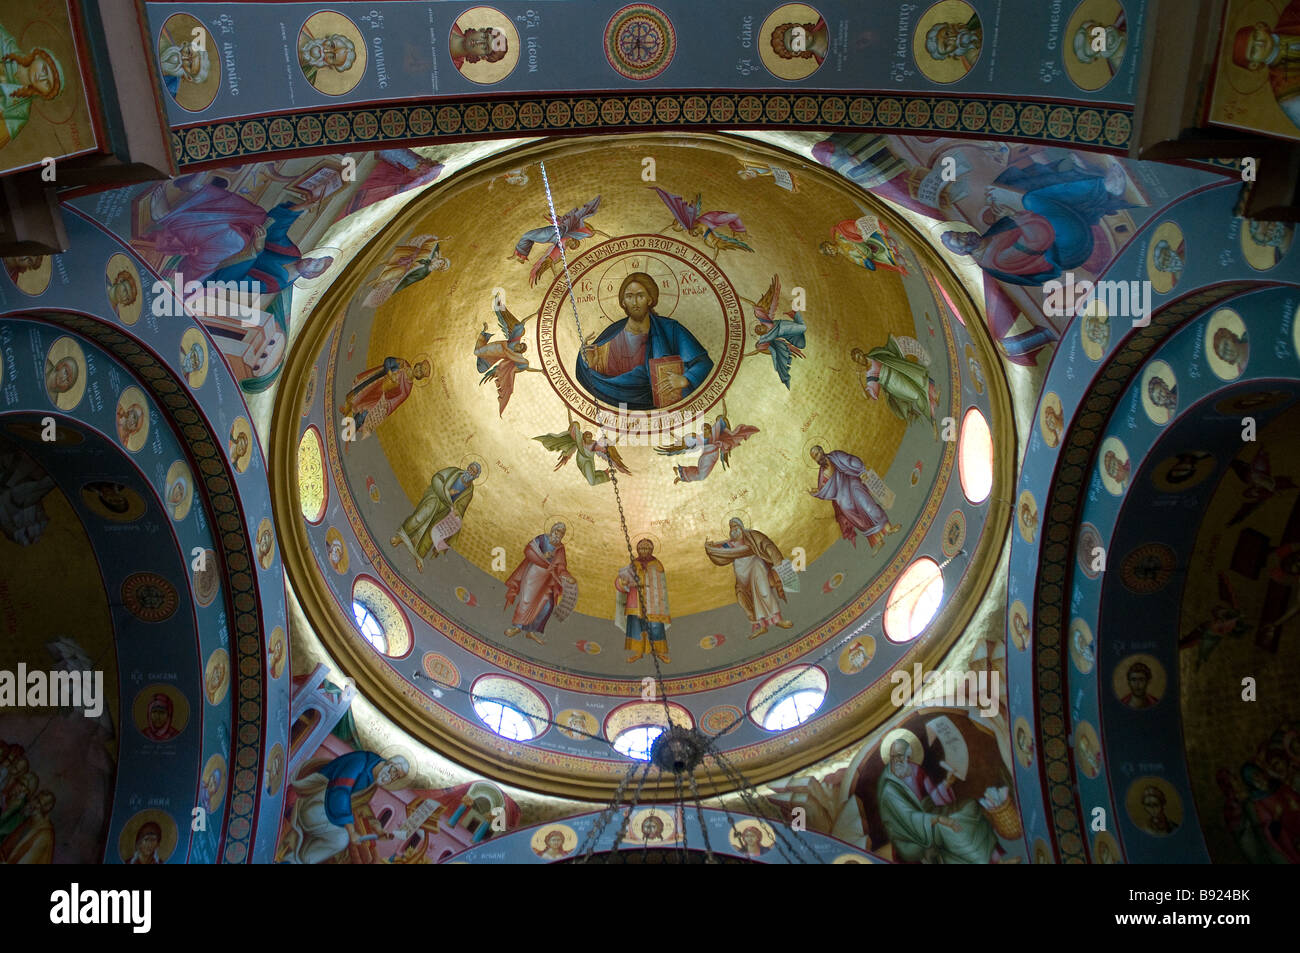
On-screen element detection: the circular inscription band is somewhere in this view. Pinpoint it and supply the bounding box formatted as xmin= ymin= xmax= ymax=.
xmin=535 ymin=234 xmax=745 ymax=436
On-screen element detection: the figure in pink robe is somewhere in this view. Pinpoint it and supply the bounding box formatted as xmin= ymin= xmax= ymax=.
xmin=809 ymin=446 xmax=899 ymax=549
xmin=503 ymin=523 xmax=573 ymax=644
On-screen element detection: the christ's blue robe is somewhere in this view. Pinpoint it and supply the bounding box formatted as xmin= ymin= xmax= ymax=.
xmin=575 ymin=312 xmax=712 ymax=410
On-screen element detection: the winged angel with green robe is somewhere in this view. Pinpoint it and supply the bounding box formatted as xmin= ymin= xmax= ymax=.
xmin=534 ymin=421 xmax=630 ymax=486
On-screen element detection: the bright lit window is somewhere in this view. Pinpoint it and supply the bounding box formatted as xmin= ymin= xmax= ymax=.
xmin=883 ymin=558 xmax=945 ymax=642
xmin=749 ymin=666 xmax=829 ymax=732
xmin=352 ymin=600 xmax=387 ymax=653
xmin=473 ymin=698 xmax=537 ymax=741
xmin=613 ymin=725 xmax=664 ymax=761
xmin=958 ymin=407 xmax=993 ymax=504
xmin=762 ymin=689 xmax=825 ymax=730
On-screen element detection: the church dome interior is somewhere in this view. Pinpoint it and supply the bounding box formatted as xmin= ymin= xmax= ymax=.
xmin=0 ymin=0 xmax=1298 ymax=872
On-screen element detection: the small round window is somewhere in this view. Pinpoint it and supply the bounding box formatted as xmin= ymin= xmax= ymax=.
xmin=749 ymin=666 xmax=828 ymax=731
xmin=883 ymin=558 xmax=944 ymax=643
xmin=958 ymin=408 xmax=993 ymax=504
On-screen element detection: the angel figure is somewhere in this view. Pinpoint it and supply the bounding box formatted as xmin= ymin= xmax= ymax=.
xmin=364 ymin=234 xmax=450 ymax=307
xmin=513 ymin=195 xmax=607 ymax=287
xmin=1227 ymin=448 xmax=1298 ymax=526
xmin=656 ymin=415 xmax=759 ymax=484
xmin=744 ymin=274 xmax=807 ymax=389
xmin=650 ymin=187 xmax=754 ymax=258
xmin=534 ymin=420 xmax=630 ymax=486
xmin=475 ymin=302 xmax=541 ymax=415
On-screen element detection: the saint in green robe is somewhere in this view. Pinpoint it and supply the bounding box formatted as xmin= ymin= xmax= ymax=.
xmin=876 ymin=768 xmax=998 ymax=864
xmin=862 ymin=337 xmax=939 ymax=436
xmin=394 ymin=466 xmax=476 ymax=562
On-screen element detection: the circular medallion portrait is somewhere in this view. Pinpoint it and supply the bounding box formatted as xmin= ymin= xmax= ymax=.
xmin=4 ymin=255 xmax=52 ymax=296
xmin=1079 ymin=298 xmax=1110 ymax=361
xmin=115 ymin=386 xmax=150 ymax=453
xmin=164 ymin=460 xmax=194 ymax=521
xmin=531 ymin=823 xmax=578 ymax=860
xmin=298 ymin=12 xmax=366 ymax=95
xmin=451 ymin=6 xmax=520 ymax=85
xmin=557 ymin=708 xmax=599 ymax=741
xmin=119 ymin=809 xmax=179 ymax=864
xmin=229 ymin=416 xmax=253 ymax=473
xmin=200 ymin=753 xmax=226 ymax=814
xmin=1146 ymin=222 xmax=1186 ymax=294
xmin=1112 ymin=652 xmax=1165 ymax=711
xmin=204 ymin=647 xmax=230 ymax=706
xmin=133 ymin=683 xmax=190 ymax=742
xmin=324 ymin=526 xmax=350 ymax=574
xmin=1120 ymin=542 xmax=1176 ymax=594
xmin=105 ymin=254 xmax=143 ymax=325
xmin=1076 ymin=522 xmax=1104 ymax=579
xmin=81 ymin=480 xmax=147 ymax=523
xmin=1017 ymin=489 xmax=1038 ymax=543
xmin=1074 ymin=719 xmax=1102 ymax=779
xmin=179 ymin=327 xmax=209 ymax=390
xmin=1152 ymin=450 xmax=1215 ymax=493
xmin=193 ymin=548 xmax=220 ymax=607
xmin=604 ymin=4 xmax=676 ymax=81
xmin=1040 ymin=392 xmax=1065 ymax=448
xmin=1013 ymin=715 xmax=1035 ymax=768
xmin=1241 ymin=218 xmax=1293 ymax=271
xmin=913 ymin=0 xmax=983 ymax=84
xmin=1140 ymin=360 xmax=1178 ymax=426
xmin=266 ymin=741 xmax=286 ymax=796
xmin=121 ymin=571 xmax=179 ymax=623
xmin=1068 ymin=617 xmax=1095 ymax=675
xmin=44 ymin=335 xmax=87 ymax=411
xmin=941 ymin=509 xmax=966 ymax=557
xmin=1093 ymin=830 xmax=1121 ymax=864
xmin=626 ymin=807 xmax=677 ymax=845
xmin=759 ymin=3 xmax=828 ymax=81
xmin=158 ymin=14 xmax=220 ymax=112
xmin=268 ymin=625 xmax=287 ymax=679
xmin=1009 ymin=600 xmax=1030 ymax=651
xmin=1126 ymin=776 xmax=1182 ymax=837
xmin=256 ymin=517 xmax=276 ymax=569
xmin=1205 ymin=308 xmax=1249 ymax=381
xmin=1098 ymin=436 xmax=1130 ymax=495
xmin=729 ymin=819 xmax=777 ymax=857
xmin=1063 ymin=0 xmax=1128 ymax=91
xmin=838 ymin=635 xmax=876 ymax=674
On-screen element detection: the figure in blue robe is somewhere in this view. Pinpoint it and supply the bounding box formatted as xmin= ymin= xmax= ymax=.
xmin=576 ymin=311 xmax=712 ymax=410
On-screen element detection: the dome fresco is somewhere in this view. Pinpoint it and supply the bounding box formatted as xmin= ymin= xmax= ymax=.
xmin=275 ymin=134 xmax=1010 ymax=794
xmin=4 ymin=0 xmax=1300 ymax=867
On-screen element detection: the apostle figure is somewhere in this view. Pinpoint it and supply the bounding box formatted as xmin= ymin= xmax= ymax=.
xmin=616 ymin=539 xmax=671 ymax=664
xmin=135 ymin=174 xmax=332 ymax=289
xmin=0 ymin=24 xmax=63 ymax=148
xmin=298 ymin=32 xmax=356 ymax=87
xmin=1120 ymin=661 xmax=1159 ymax=709
xmin=339 ymin=356 xmax=430 ymax=442
xmin=852 ymin=338 xmax=940 ymax=437
xmin=504 ymin=522 xmax=575 ymax=645
xmin=141 ymin=692 xmax=181 ymax=742
xmin=390 ymin=462 xmax=480 ymax=571
xmin=363 ymin=234 xmax=449 ymax=307
xmin=877 ymin=737 xmax=1003 ymax=863
xmin=286 ymin=750 xmax=407 ymax=864
xmin=1138 ymin=785 xmax=1178 ymax=835
xmin=0 ymin=790 xmax=54 ymax=864
xmin=576 ymin=272 xmax=712 ymax=410
xmin=704 ymin=518 xmax=792 ymax=637
xmin=925 ymin=16 xmax=982 ymax=69
xmin=0 ymin=443 xmax=55 ymax=546
xmin=809 ymin=446 xmax=899 ymax=549
xmin=449 ymin=24 xmax=508 ymax=71
xmin=342 ymin=149 xmax=444 ymax=218
xmin=1231 ymin=5 xmax=1300 ymax=131
xmin=820 ymin=218 xmax=906 ymax=273
xmin=768 ymin=18 xmax=829 ymax=65
xmin=941 ymin=163 xmax=1132 ymax=286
